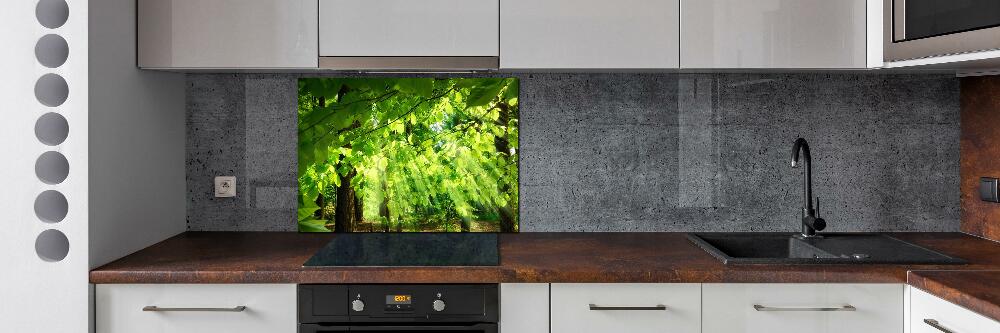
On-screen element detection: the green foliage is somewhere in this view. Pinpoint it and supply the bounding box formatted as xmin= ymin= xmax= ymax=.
xmin=298 ymin=78 xmax=519 ymax=232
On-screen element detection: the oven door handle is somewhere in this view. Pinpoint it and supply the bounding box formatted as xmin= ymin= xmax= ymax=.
xmin=347 ymin=323 xmax=497 ymax=331
xmin=299 ymin=323 xmax=498 ymax=332
xmin=298 ymin=325 xmax=349 ymax=333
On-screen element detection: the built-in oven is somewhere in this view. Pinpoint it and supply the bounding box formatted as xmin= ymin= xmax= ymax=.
xmin=885 ymin=0 xmax=1000 ymax=61
xmin=298 ymin=284 xmax=498 ymax=333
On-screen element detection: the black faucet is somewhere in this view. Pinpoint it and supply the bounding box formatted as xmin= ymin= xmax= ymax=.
xmin=791 ymin=138 xmax=826 ymax=238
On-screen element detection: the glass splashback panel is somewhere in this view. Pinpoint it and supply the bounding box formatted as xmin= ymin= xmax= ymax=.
xmin=297 ymin=78 xmax=519 ymax=233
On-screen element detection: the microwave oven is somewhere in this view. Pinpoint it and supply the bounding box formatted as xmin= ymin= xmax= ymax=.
xmin=884 ymin=0 xmax=1000 ymax=62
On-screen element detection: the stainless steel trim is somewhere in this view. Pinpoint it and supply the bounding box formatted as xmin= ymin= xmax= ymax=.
xmin=318 ymin=56 xmax=499 ymax=71
xmin=884 ymin=0 xmax=1000 ymax=62
xmin=142 ymin=306 xmax=247 ymax=312
xmin=923 ymin=319 xmax=955 ymax=333
xmin=753 ymin=304 xmax=856 ymax=312
xmin=588 ymin=304 xmax=667 ymax=311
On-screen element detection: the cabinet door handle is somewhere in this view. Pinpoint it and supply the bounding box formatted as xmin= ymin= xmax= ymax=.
xmin=142 ymin=306 xmax=247 ymax=312
xmin=589 ymin=304 xmax=667 ymax=311
xmin=923 ymin=319 xmax=955 ymax=333
xmin=753 ymin=304 xmax=856 ymax=312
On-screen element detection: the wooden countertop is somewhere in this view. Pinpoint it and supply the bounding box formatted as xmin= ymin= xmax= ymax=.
xmin=90 ymin=232 xmax=1000 ymax=321
xmin=91 ymin=232 xmax=1000 ymax=284
xmin=908 ymin=270 xmax=1000 ymax=323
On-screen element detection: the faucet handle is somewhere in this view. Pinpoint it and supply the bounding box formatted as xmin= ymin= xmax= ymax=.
xmin=811 ymin=216 xmax=827 ymax=231
xmin=815 ymin=196 xmax=820 ymax=218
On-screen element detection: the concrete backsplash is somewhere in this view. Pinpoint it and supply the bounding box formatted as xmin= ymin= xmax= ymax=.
xmin=186 ymin=73 xmax=960 ymax=232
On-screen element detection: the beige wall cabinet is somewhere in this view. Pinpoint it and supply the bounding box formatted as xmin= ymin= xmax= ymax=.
xmin=501 ymin=0 xmax=680 ymax=69
xmin=680 ymin=0 xmax=872 ymax=68
xmin=138 ymin=0 xmax=319 ymax=69
xmin=319 ymin=0 xmax=499 ymax=57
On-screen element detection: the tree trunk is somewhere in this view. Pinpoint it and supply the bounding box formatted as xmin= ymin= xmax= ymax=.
xmin=497 ymin=207 xmax=515 ymax=233
xmin=354 ymin=194 xmax=365 ymax=231
xmin=314 ymin=194 xmax=325 ymax=219
xmin=379 ymin=201 xmax=390 ymax=232
xmin=334 ymin=169 xmax=357 ymax=233
xmin=379 ymin=180 xmax=391 ymax=232
xmin=494 ymin=101 xmax=517 ymax=233
xmin=460 ymin=218 xmax=471 ymax=232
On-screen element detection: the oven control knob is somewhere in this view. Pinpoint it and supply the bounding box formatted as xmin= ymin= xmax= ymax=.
xmin=351 ymin=299 xmax=365 ymax=312
xmin=432 ymin=299 xmax=446 ymax=312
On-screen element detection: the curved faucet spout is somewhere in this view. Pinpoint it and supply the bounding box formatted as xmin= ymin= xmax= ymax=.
xmin=791 ymin=138 xmax=813 ymax=207
xmin=791 ymin=138 xmax=810 ymax=168
xmin=791 ymin=138 xmax=824 ymax=237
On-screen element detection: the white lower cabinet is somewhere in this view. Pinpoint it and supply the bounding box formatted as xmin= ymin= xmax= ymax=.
xmin=95 ymin=283 xmax=999 ymax=333
xmin=96 ymin=284 xmax=297 ymax=333
xmin=702 ymin=283 xmax=904 ymax=333
xmin=500 ymin=283 xmax=549 ymax=333
xmin=550 ymin=283 xmax=701 ymax=333
xmin=910 ymin=287 xmax=1000 ymax=333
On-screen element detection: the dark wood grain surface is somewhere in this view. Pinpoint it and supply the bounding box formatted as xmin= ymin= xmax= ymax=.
xmin=961 ymin=76 xmax=1000 ymax=242
xmin=90 ymin=232 xmax=1000 ymax=284
xmin=89 ymin=232 xmax=1000 ymax=320
xmin=909 ymin=270 xmax=1000 ymax=322
xmin=88 ymin=232 xmax=504 ymax=284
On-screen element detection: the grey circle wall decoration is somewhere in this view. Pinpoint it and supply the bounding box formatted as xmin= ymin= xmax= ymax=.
xmin=35 ymin=112 xmax=69 ymax=145
xmin=36 ymin=0 xmax=69 ymax=29
xmin=35 ymin=151 xmax=69 ymax=184
xmin=34 ymin=0 xmax=73 ymax=265
xmin=35 ymin=229 xmax=70 ymax=262
xmin=34 ymin=73 xmax=69 ymax=107
xmin=34 ymin=190 xmax=68 ymax=223
xmin=35 ymin=34 xmax=69 ymax=68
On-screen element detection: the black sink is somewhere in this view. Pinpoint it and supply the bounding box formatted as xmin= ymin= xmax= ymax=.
xmin=687 ymin=233 xmax=966 ymax=265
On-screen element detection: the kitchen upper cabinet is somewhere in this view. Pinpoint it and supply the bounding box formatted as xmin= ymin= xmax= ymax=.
xmin=319 ymin=0 xmax=499 ymax=57
xmin=702 ymin=283 xmax=904 ymax=333
xmin=137 ymin=0 xmax=318 ymax=69
xmin=551 ymin=283 xmax=701 ymax=333
xmin=500 ymin=0 xmax=680 ymax=69
xmin=910 ymin=287 xmax=1000 ymax=333
xmin=96 ymin=284 xmax=297 ymax=333
xmin=680 ymin=0 xmax=869 ymax=68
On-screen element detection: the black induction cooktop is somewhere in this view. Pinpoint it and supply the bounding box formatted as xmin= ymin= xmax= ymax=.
xmin=303 ymin=233 xmax=500 ymax=267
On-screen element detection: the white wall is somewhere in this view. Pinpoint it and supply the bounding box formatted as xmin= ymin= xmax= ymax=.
xmin=0 ymin=0 xmax=184 ymax=331
xmin=0 ymin=0 xmax=90 ymax=331
xmin=88 ymin=0 xmax=186 ymax=269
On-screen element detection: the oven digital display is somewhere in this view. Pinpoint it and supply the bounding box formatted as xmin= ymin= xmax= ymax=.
xmin=386 ymin=295 xmax=412 ymax=305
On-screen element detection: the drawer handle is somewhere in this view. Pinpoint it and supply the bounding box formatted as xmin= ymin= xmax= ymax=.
xmin=142 ymin=306 xmax=247 ymax=312
xmin=753 ymin=304 xmax=856 ymax=312
xmin=589 ymin=304 xmax=667 ymax=311
xmin=923 ymin=319 xmax=955 ymax=333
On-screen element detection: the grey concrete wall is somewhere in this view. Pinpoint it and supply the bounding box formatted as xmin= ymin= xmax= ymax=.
xmin=186 ymin=73 xmax=960 ymax=232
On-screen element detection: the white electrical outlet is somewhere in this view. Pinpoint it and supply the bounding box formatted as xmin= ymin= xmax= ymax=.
xmin=215 ymin=176 xmax=236 ymax=198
